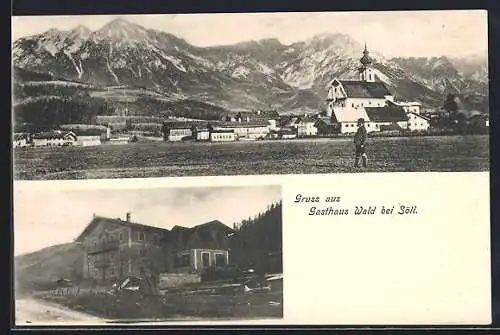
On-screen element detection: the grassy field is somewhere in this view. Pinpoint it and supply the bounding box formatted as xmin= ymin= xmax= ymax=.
xmin=36 ymin=290 xmax=283 ymax=321
xmin=13 ymin=135 xmax=489 ymax=180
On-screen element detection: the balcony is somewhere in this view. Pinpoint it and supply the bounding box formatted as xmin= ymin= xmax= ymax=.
xmin=87 ymin=240 xmax=119 ymax=255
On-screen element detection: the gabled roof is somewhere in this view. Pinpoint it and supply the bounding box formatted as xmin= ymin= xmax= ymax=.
xmin=213 ymin=120 xmax=270 ymax=128
xmin=364 ymin=106 xmax=407 ymax=122
xmin=162 ymin=121 xmax=200 ymax=129
xmin=75 ymin=215 xmax=169 ymax=242
xmin=332 ymin=108 xmax=370 ymax=123
xmin=192 ymin=220 xmax=234 ymax=234
xmin=337 ymin=80 xmax=392 ymax=99
xmin=33 ymin=131 xmax=76 ymax=139
xmin=72 ymin=129 xmax=105 ymax=136
xmin=297 ymin=116 xmax=318 ymax=124
xmin=315 ymin=117 xmax=336 ymax=126
xmin=210 ymin=129 xmax=235 ymax=134
xmin=408 ymin=112 xmax=430 ymax=121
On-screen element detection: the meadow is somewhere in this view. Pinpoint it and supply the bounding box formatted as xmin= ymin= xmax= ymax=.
xmin=13 ymin=135 xmax=489 ymax=180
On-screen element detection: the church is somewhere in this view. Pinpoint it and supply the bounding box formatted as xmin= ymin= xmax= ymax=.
xmin=325 ymin=45 xmax=429 ymax=134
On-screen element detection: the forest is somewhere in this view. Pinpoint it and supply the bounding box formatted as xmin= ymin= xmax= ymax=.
xmin=229 ymin=201 xmax=283 ymax=274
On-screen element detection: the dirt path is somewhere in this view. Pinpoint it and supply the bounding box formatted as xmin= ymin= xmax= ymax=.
xmin=15 ymin=298 xmax=108 ymax=325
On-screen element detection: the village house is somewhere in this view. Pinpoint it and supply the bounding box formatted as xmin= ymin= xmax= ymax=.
xmin=469 ymin=113 xmax=489 ymax=130
xmin=162 ymin=221 xmax=233 ymax=273
xmin=162 ymin=121 xmax=193 ymax=142
xmin=13 ymin=133 xmax=29 ymax=148
xmin=209 ymin=120 xmax=270 ymax=140
xmin=75 ymin=213 xmax=168 ymax=281
xmin=296 ymin=116 xmax=319 ymax=137
xmin=75 ymin=213 xmax=234 ymax=282
xmin=32 ymin=130 xmax=77 ymax=147
xmin=393 ymin=100 xmax=422 ymax=114
xmin=192 ymin=125 xmax=210 ymax=141
xmin=406 ymin=112 xmax=431 ymax=131
xmin=314 ymin=117 xmax=338 ymax=136
xmin=209 ymin=129 xmax=236 ymax=142
xmin=278 ymin=127 xmax=297 ymax=139
xmin=364 ymin=105 xmax=409 ymax=131
xmin=73 ymin=129 xmax=104 ymax=147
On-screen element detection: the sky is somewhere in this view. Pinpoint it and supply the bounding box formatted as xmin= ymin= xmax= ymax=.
xmin=13 ymin=185 xmax=282 ymax=256
xmin=11 ymin=10 xmax=487 ymax=58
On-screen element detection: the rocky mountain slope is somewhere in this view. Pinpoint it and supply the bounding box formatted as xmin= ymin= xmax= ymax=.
xmin=12 ymin=17 xmax=489 ymax=122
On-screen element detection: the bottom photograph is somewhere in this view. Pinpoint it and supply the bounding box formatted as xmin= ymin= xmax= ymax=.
xmin=14 ymin=184 xmax=283 ymax=325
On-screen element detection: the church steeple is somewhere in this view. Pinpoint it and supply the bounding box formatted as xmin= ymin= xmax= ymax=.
xmin=359 ymin=43 xmax=375 ymax=82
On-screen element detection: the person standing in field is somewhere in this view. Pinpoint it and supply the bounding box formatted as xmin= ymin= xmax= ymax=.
xmin=354 ymin=118 xmax=368 ymax=168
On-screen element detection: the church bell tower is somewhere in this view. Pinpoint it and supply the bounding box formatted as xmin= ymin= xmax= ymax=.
xmin=359 ymin=44 xmax=375 ymax=82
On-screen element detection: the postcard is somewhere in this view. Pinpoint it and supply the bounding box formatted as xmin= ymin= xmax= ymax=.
xmin=11 ymin=9 xmax=491 ymax=327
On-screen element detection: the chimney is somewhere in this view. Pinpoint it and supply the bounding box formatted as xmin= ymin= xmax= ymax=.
xmin=126 ymin=212 xmax=131 ymax=222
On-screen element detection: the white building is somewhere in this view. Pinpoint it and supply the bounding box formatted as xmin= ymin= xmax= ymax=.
xmin=407 ymin=112 xmax=430 ymax=131
xmin=210 ymin=121 xmax=270 ymax=140
xmin=32 ymin=131 xmax=77 ymax=147
xmin=296 ymin=117 xmax=318 ymax=137
xmin=13 ymin=134 xmax=28 ymax=148
xmin=326 ymin=45 xmax=427 ymax=134
xmin=210 ymin=130 xmax=236 ymax=142
xmin=393 ymin=101 xmax=422 ymax=115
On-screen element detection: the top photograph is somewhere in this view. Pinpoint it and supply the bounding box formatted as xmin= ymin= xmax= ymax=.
xmin=11 ymin=10 xmax=489 ymax=180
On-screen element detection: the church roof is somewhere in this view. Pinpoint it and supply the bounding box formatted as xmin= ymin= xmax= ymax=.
xmin=364 ymin=106 xmax=407 ymax=122
xmin=338 ymin=81 xmax=392 ymax=99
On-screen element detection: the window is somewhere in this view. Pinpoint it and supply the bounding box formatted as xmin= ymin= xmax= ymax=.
xmin=215 ymin=253 xmax=226 ymax=267
xmin=139 ymin=249 xmax=145 ymax=256
xmin=119 ymin=233 xmax=123 ymax=241
xmin=202 ymin=252 xmax=210 ymax=267
xmin=139 ymin=232 xmax=145 ymax=241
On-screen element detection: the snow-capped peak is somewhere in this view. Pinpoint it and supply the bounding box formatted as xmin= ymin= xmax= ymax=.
xmin=96 ymin=17 xmax=150 ymax=41
xmin=68 ymin=25 xmax=92 ymax=40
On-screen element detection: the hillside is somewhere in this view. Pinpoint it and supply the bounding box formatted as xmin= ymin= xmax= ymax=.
xmin=12 ymin=17 xmax=489 ymax=126
xmin=14 ymin=242 xmax=85 ymax=292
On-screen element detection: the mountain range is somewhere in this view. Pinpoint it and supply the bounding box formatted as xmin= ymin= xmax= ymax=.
xmin=12 ymin=17 xmax=489 ymax=124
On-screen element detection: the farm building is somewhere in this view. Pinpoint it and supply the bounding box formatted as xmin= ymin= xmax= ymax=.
xmin=364 ymin=105 xmax=409 ymax=131
xmin=192 ymin=125 xmax=210 ymax=141
xmin=296 ymin=117 xmax=318 ymax=137
xmin=314 ymin=117 xmax=338 ymax=136
xmin=209 ymin=121 xmax=270 ymax=140
xmin=75 ymin=213 xmax=234 ymax=282
xmin=407 ymin=112 xmax=430 ymax=131
xmin=162 ymin=121 xmax=193 ymax=142
xmin=32 ymin=131 xmax=77 ymax=147
xmin=73 ymin=129 xmax=104 ymax=147
xmin=330 ymin=108 xmax=372 ymax=134
xmin=393 ymin=100 xmax=422 ymax=115
xmin=469 ymin=114 xmax=489 ymax=130
xmin=278 ymin=128 xmax=297 ymax=139
xmin=107 ymin=136 xmax=130 ymax=145
xmin=13 ymin=133 xmax=29 ymax=148
xmin=210 ymin=129 xmax=236 ymax=142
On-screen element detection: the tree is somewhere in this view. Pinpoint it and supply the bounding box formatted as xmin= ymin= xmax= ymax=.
xmin=443 ymin=94 xmax=459 ymax=119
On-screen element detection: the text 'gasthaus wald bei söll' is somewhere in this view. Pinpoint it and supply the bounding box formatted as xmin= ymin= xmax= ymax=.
xmin=294 ymin=194 xmax=418 ymax=216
